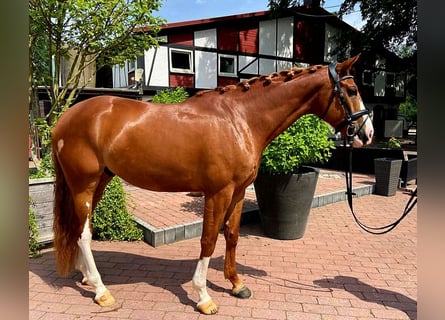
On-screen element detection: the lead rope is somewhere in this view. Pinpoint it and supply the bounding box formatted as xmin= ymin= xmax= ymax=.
xmin=344 ymin=133 xmax=417 ymax=234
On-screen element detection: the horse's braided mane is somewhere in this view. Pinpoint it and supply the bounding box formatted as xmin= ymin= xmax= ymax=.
xmin=195 ymin=64 xmax=323 ymax=96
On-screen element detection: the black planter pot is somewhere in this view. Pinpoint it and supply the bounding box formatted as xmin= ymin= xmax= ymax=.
xmin=254 ymin=166 xmax=319 ymax=240
xmin=374 ymin=158 xmax=402 ymax=196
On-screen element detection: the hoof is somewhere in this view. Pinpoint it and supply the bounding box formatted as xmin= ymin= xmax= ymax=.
xmin=197 ymin=299 xmax=218 ymax=315
xmin=232 ymin=285 xmax=252 ymax=299
xmin=95 ymin=290 xmax=116 ymax=307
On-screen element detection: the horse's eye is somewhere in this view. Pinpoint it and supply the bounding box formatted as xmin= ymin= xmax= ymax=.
xmin=347 ymin=87 xmax=357 ymax=96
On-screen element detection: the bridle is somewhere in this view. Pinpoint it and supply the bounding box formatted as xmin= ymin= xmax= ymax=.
xmin=321 ymin=62 xmax=370 ymax=141
xmin=322 ymin=62 xmax=416 ymax=234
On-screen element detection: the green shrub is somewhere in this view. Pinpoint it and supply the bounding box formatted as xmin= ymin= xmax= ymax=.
xmin=259 ymin=114 xmax=335 ymax=175
xmin=29 ymin=153 xmax=142 ymax=242
xmin=152 ymin=87 xmax=189 ymax=104
xmin=28 ymin=197 xmax=41 ymax=258
xmin=29 ymin=152 xmax=54 ymax=179
xmin=92 ymin=176 xmax=143 ymax=241
xmin=398 ymin=94 xmax=417 ymax=123
xmin=388 ymin=136 xmax=402 ymax=149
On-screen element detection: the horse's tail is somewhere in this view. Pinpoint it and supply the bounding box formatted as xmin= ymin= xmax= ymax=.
xmin=52 ymin=149 xmax=81 ymax=276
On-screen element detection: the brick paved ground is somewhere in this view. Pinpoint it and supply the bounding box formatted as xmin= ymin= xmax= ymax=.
xmin=29 ymin=173 xmax=417 ymax=320
xmin=124 ymin=170 xmax=375 ymax=230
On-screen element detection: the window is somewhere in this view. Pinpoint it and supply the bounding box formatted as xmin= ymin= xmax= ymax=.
xmin=362 ymin=70 xmax=374 ymax=86
xmin=128 ymin=60 xmax=136 ymax=70
xmin=386 ymin=72 xmax=395 ymax=87
xmin=218 ymin=54 xmax=237 ymax=77
xmin=169 ymin=48 xmax=193 ymax=73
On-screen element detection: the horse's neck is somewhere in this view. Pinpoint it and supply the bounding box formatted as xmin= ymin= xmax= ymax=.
xmin=238 ymin=72 xmax=327 ymax=151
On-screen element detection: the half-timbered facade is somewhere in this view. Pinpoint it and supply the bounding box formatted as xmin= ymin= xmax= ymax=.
xmin=112 ymin=4 xmax=405 ymax=99
xmin=105 ymin=2 xmax=408 ymax=137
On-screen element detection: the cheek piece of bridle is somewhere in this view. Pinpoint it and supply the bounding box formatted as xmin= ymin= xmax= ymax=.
xmin=323 ymin=62 xmax=417 ymax=235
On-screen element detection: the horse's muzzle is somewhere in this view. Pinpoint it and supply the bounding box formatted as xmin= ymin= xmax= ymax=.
xmin=352 ymin=123 xmax=374 ymax=147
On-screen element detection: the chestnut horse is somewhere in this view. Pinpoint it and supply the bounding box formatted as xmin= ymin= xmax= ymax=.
xmin=51 ymin=54 xmax=373 ymax=314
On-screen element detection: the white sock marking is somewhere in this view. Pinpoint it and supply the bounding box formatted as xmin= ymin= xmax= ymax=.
xmin=78 ymin=217 xmax=107 ymax=298
xmin=192 ymin=257 xmax=212 ymax=306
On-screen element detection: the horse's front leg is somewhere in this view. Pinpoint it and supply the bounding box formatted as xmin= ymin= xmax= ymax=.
xmin=223 ymin=196 xmax=252 ymax=299
xmin=192 ymin=191 xmax=231 ymax=315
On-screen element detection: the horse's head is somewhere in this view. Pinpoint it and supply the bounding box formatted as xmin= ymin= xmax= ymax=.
xmin=321 ymin=54 xmax=374 ymax=147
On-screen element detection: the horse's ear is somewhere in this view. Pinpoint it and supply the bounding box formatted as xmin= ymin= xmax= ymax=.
xmin=336 ymin=53 xmax=361 ymax=73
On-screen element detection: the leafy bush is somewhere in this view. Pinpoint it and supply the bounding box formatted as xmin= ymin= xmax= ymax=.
xmin=399 ymin=94 xmax=417 ymax=123
xmin=259 ymin=114 xmax=335 ymax=174
xmin=152 ymin=87 xmax=189 ymax=104
xmin=388 ymin=136 xmax=402 ymax=149
xmin=92 ymin=176 xmax=144 ymax=241
xmin=28 ymin=197 xmax=41 ymax=258
xmin=29 ymin=152 xmax=54 ymax=179
xmin=29 ymin=151 xmax=142 ymax=242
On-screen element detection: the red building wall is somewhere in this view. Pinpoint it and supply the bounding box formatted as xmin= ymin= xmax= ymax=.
xmin=170 ymin=74 xmax=194 ymax=88
xmin=169 ymin=32 xmax=193 ymax=46
xmin=217 ymin=77 xmax=238 ymax=87
xmin=294 ymin=19 xmax=324 ymax=63
xmin=238 ymin=22 xmax=258 ymax=54
xmin=218 ymin=27 xmax=239 ymax=51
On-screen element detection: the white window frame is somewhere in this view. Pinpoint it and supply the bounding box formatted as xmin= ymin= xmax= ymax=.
xmin=169 ymin=48 xmax=194 ymax=74
xmin=218 ymin=54 xmax=237 ymax=77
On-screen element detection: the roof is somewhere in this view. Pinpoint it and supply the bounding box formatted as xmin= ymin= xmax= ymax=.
xmin=138 ymin=6 xmax=356 ymax=33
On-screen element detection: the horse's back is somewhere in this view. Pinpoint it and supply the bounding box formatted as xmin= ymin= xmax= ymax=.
xmin=52 ymin=94 xmax=258 ymax=192
xmin=55 ymin=95 xmax=146 ymax=127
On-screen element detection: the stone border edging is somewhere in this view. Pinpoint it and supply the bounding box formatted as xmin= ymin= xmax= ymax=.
xmin=134 ymin=183 xmax=375 ymax=247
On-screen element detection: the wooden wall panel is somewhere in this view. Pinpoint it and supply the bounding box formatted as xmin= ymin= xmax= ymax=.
xmin=239 ymin=23 xmax=258 ymax=54
xmin=169 ymin=32 xmax=193 ymax=46
xmin=218 ymin=26 xmax=239 ymax=51
xmin=144 ymin=46 xmax=169 ymax=87
xmin=259 ymin=20 xmax=276 ymax=56
xmin=294 ymin=19 xmax=324 ymax=63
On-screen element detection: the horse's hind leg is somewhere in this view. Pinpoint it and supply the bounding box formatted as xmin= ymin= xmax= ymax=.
xmin=223 ymin=192 xmax=252 ymax=299
xmin=74 ymin=172 xmax=115 ymax=306
xmin=76 ymin=172 xmax=114 ymax=288
xmin=76 ymin=209 xmax=115 ymax=306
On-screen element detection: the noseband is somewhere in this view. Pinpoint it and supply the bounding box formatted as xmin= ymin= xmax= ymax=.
xmin=321 ymin=62 xmax=370 ymax=140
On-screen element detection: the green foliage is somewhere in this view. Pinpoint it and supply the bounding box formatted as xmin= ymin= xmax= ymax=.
xmin=29 ymin=163 xmax=143 ymax=242
xmin=338 ymin=0 xmax=417 ymax=54
xmin=259 ymin=114 xmax=335 ymax=174
xmin=388 ymin=136 xmax=402 ymax=149
xmin=268 ymin=0 xmax=302 ymax=13
xmin=29 ymin=152 xmax=54 ymax=179
xmin=399 ymin=93 xmax=417 ymax=123
xmin=152 ymin=87 xmax=189 ymax=104
xmin=29 ymin=0 xmax=166 ymax=163
xmin=92 ymin=177 xmax=143 ymax=241
xmin=28 ymin=197 xmax=41 ymax=258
